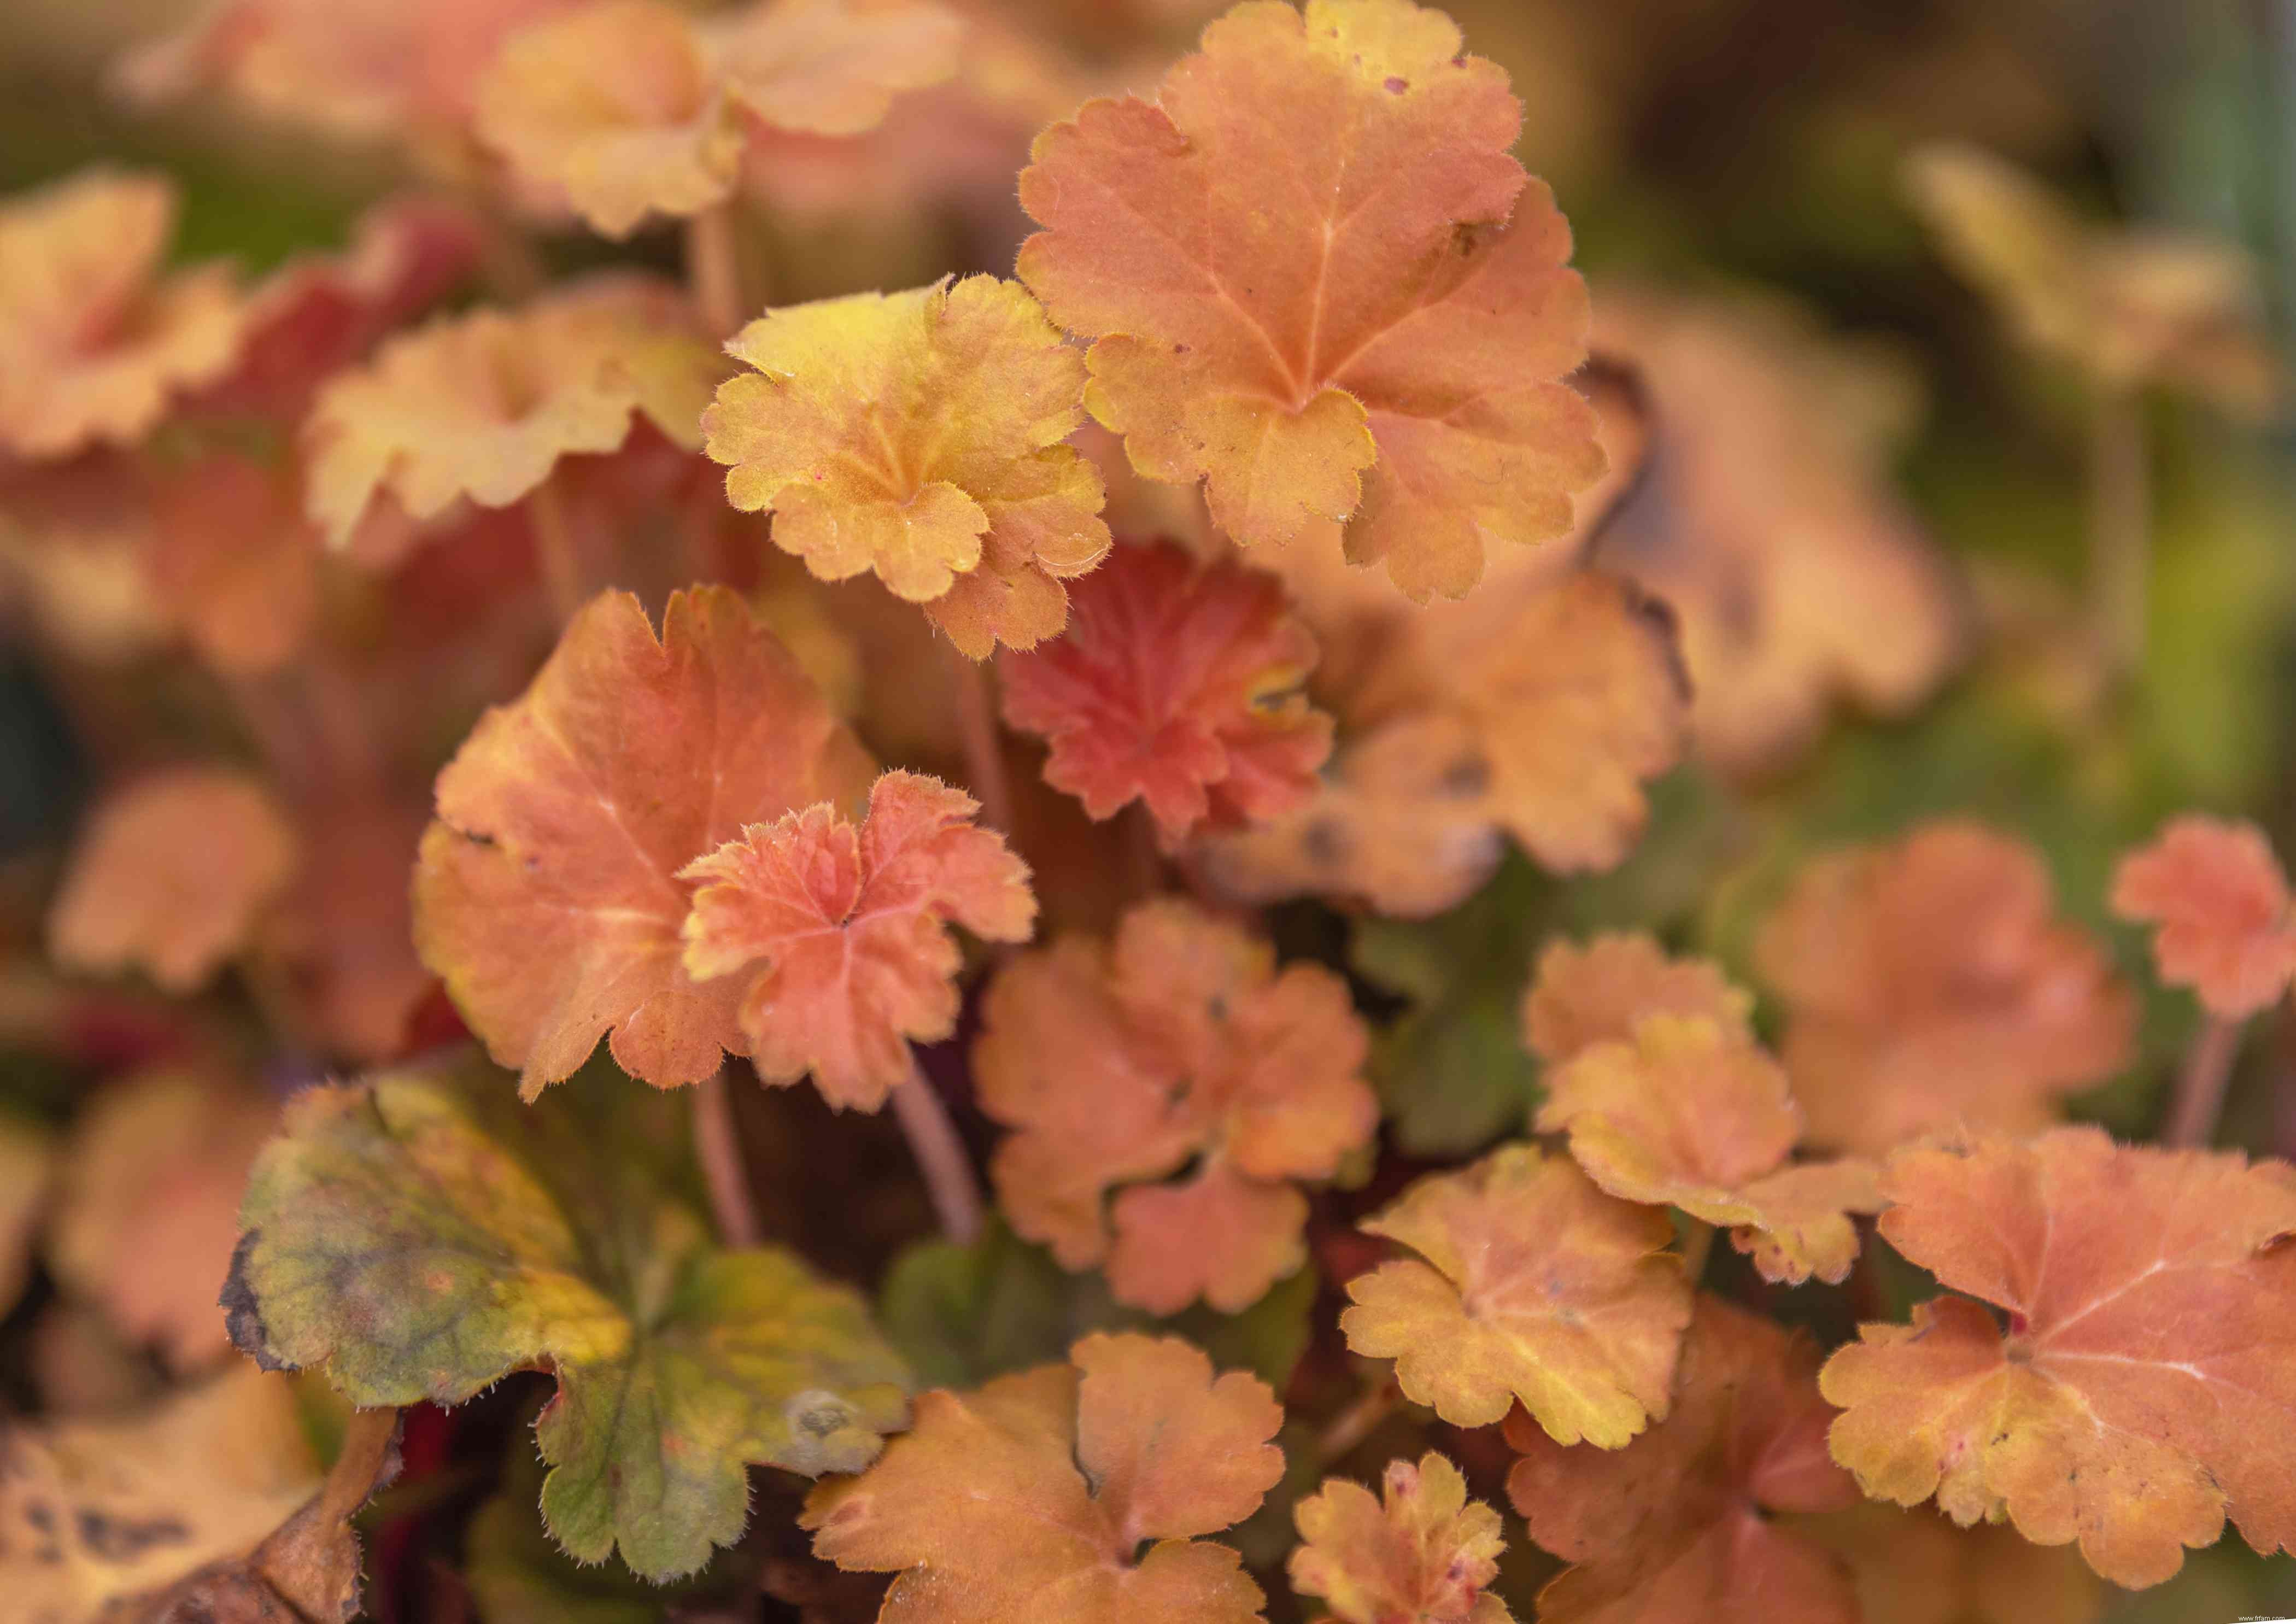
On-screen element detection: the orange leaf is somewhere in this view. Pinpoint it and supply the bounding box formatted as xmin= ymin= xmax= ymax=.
xmin=998 ymin=540 xmax=1333 ymax=844
xmin=0 ymin=168 xmax=242 ymax=460
xmin=1805 ymin=1503 xmax=2105 ymax=1624
xmin=975 ymin=898 xmax=1375 ymax=1312
xmin=2110 ymin=814 xmax=2296 ymax=1020
xmin=680 ymin=769 xmax=1033 ymax=1109
xmin=146 ymin=452 xmax=319 ymax=677
xmin=1339 ymin=1144 xmax=1690 ymax=1444
xmin=1537 ymin=1016 xmax=1884 ymax=1285
xmin=1016 ymin=0 xmax=1604 ymax=599
xmin=1754 ymin=820 xmax=2134 ymax=1156
xmin=48 ymin=767 xmax=299 ymax=994
xmin=304 ymin=274 xmax=722 ymax=549
xmin=1521 ymin=932 xmax=1751 ymax=1065
xmin=702 ymin=275 xmax=1110 ymax=656
xmin=1820 ymin=1128 xmax=2296 ymax=1587
xmin=802 ymin=1330 xmax=1284 ymax=1624
xmin=1506 ymin=1297 xmax=1860 ymax=1624
xmin=1288 ymin=1451 xmax=1513 ymax=1624
xmin=413 ymin=585 xmax=874 ymax=1093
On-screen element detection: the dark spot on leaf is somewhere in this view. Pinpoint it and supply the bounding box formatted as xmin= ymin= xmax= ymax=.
xmin=76 ymin=1508 xmax=191 ymax=1561
xmin=1439 ymin=756 xmax=1492 ymax=797
xmin=1302 ymin=817 xmax=1349 ymax=869
xmin=220 ymin=1230 xmax=290 ymax=1370
xmin=1384 ymin=75 xmax=1408 ymax=93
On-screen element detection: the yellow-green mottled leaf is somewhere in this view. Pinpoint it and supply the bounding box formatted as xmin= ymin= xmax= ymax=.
xmin=222 ymin=1050 xmax=911 ymax=1584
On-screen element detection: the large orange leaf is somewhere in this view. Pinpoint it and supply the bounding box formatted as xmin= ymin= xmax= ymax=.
xmin=1339 ymin=1144 xmax=1690 ymax=1444
xmin=1537 ymin=1016 xmax=1884 ymax=1285
xmin=413 ymin=585 xmax=873 ymax=1093
xmin=1755 ymin=820 xmax=2134 ymax=1155
xmin=1015 ymin=0 xmax=1604 ymax=600
xmin=998 ymin=539 xmax=1332 ymax=844
xmin=975 ymin=898 xmax=1374 ymax=1312
xmin=2111 ymin=814 xmax=2296 ymax=1020
xmin=702 ymin=275 xmax=1111 ymax=656
xmin=46 ymin=766 xmax=299 ymax=994
xmin=802 ymin=1331 xmax=1284 ymax=1624
xmin=1288 ymin=1451 xmax=1513 ymax=1624
xmin=1506 ymin=1297 xmax=1860 ymax=1624
xmin=1820 ymin=1128 xmax=2296 ymax=1587
xmin=681 ymin=769 xmax=1034 ymax=1109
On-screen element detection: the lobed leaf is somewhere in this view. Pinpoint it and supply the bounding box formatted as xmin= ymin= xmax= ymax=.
xmin=702 ymin=275 xmax=1110 ymax=655
xmin=975 ymin=898 xmax=1375 ymax=1314
xmin=1288 ymin=1451 xmax=1513 ymax=1624
xmin=681 ymin=769 xmax=1035 ymax=1109
xmin=2111 ymin=814 xmax=2296 ymax=1019
xmin=802 ymin=1330 xmax=1284 ymax=1624
xmin=1521 ymin=931 xmax=1751 ymax=1066
xmin=413 ymin=585 xmax=873 ymax=1094
xmin=1016 ymin=0 xmax=1605 ymax=599
xmin=224 ymin=1048 xmax=912 ymax=1582
xmin=1339 ymin=1143 xmax=1690 ymax=1444
xmin=998 ymin=539 xmax=1333 ymax=843
xmin=1819 ymin=1127 xmax=2296 ymax=1587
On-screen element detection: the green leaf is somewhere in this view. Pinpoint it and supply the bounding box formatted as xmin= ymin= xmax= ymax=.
xmin=879 ymin=1217 xmax=1317 ymax=1393
xmin=224 ymin=1050 xmax=911 ymax=1584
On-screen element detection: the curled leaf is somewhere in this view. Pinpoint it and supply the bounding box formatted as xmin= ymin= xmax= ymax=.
xmin=414 ymin=585 xmax=873 ymax=1093
xmin=1339 ymin=1144 xmax=1690 ymax=1444
xmin=224 ymin=1049 xmax=911 ymax=1582
xmin=2110 ymin=814 xmax=2296 ymax=1019
xmin=1288 ymin=1451 xmax=1513 ymax=1624
xmin=999 ymin=539 xmax=1332 ymax=843
xmin=1754 ymin=820 xmax=2134 ymax=1156
xmin=702 ymin=275 xmax=1110 ymax=656
xmin=1820 ymin=1127 xmax=2296 ymax=1588
xmin=680 ymin=769 xmax=1035 ymax=1109
xmin=802 ymin=1331 xmax=1284 ymax=1624
xmin=47 ymin=767 xmax=298 ymax=994
xmin=1537 ymin=1017 xmax=1883 ymax=1285
xmin=1017 ymin=0 xmax=1605 ymax=598
xmin=1506 ymin=1297 xmax=1860 ymax=1624
xmin=976 ymin=898 xmax=1375 ymax=1314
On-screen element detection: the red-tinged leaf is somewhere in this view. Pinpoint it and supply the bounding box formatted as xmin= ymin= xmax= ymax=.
xmin=1339 ymin=1144 xmax=1691 ymax=1444
xmin=1506 ymin=1297 xmax=1860 ymax=1624
xmin=975 ymin=898 xmax=1375 ymax=1313
xmin=1820 ymin=1128 xmax=2296 ymax=1587
xmin=1288 ymin=1451 xmax=1514 ymax=1624
xmin=680 ymin=770 xmax=1033 ymax=1109
xmin=1755 ymin=820 xmax=2135 ymax=1155
xmin=802 ymin=1332 xmax=1284 ymax=1624
xmin=145 ymin=451 xmax=319 ymax=677
xmin=1537 ymin=1016 xmax=1884 ymax=1285
xmin=999 ymin=540 xmax=1333 ymax=844
xmin=413 ymin=585 xmax=874 ymax=1094
xmin=47 ymin=766 xmax=298 ymax=994
xmin=1016 ymin=0 xmax=1604 ymax=599
xmin=2111 ymin=814 xmax=2296 ymax=1019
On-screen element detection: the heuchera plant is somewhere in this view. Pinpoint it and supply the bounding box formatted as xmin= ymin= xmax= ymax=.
xmin=2 ymin=0 xmax=2293 ymax=1621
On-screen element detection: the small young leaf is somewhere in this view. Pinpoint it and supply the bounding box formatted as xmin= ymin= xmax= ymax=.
xmin=1340 ymin=1144 xmax=1690 ymax=1444
xmin=1820 ymin=1128 xmax=2296 ymax=1588
xmin=681 ymin=770 xmax=1034 ymax=1110
xmin=1290 ymin=1451 xmax=1514 ymax=1624
xmin=802 ymin=1331 xmax=1284 ymax=1624
xmin=2111 ymin=814 xmax=2296 ymax=1019
xmin=224 ymin=1049 xmax=912 ymax=1582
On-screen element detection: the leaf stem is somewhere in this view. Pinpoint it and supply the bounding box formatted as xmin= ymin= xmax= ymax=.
xmin=526 ymin=480 xmax=585 ymax=623
xmin=942 ymin=642 xmax=1015 ymax=834
xmin=2087 ymin=382 xmax=2151 ymax=683
xmin=692 ymin=1065 xmax=762 ymax=1247
xmin=1679 ymin=1217 xmax=1717 ymax=1286
xmin=893 ymin=1058 xmax=983 ymax=1244
xmin=1312 ymin=1374 xmax=1398 ymax=1466
xmin=2166 ymin=1013 xmax=2244 ymax=1148
xmin=685 ymin=202 xmax=747 ymax=338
